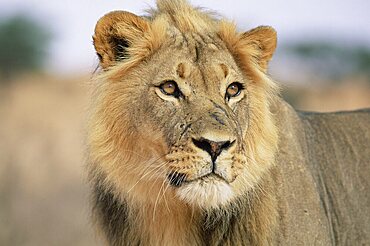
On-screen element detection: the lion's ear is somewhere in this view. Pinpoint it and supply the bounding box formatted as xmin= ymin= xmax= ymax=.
xmin=239 ymin=26 xmax=277 ymax=71
xmin=93 ymin=11 xmax=149 ymax=69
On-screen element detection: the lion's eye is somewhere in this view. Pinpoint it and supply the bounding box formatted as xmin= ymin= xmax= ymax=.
xmin=159 ymin=80 xmax=181 ymax=97
xmin=226 ymin=82 xmax=243 ymax=99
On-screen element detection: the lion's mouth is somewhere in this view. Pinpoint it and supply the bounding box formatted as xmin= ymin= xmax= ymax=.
xmin=167 ymin=171 xmax=227 ymax=187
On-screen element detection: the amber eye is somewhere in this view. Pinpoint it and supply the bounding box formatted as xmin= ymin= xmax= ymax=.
xmin=159 ymin=80 xmax=181 ymax=97
xmin=226 ymin=82 xmax=243 ymax=99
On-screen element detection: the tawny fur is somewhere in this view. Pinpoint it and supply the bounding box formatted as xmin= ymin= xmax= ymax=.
xmin=87 ymin=0 xmax=370 ymax=245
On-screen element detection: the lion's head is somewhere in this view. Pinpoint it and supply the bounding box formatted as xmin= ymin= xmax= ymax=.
xmin=88 ymin=0 xmax=278 ymax=209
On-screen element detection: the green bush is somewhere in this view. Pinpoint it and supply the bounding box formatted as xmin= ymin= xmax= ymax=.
xmin=285 ymin=41 xmax=370 ymax=81
xmin=0 ymin=15 xmax=51 ymax=80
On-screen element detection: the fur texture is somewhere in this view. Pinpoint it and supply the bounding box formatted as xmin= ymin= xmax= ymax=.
xmin=87 ymin=0 xmax=370 ymax=245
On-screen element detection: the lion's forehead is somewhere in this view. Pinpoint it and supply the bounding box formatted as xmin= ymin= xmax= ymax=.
xmin=151 ymin=41 xmax=242 ymax=95
xmin=158 ymin=29 xmax=236 ymax=67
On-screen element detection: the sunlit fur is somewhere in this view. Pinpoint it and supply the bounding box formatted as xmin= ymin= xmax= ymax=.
xmin=87 ymin=0 xmax=279 ymax=245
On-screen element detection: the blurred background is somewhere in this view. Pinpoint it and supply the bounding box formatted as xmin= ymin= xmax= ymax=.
xmin=0 ymin=0 xmax=369 ymax=245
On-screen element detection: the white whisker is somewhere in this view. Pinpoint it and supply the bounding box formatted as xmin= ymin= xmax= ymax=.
xmin=161 ymin=179 xmax=172 ymax=213
xmin=152 ymin=172 xmax=168 ymax=222
xmin=127 ymin=159 xmax=168 ymax=193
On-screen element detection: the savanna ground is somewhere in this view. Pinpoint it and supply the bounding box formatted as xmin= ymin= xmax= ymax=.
xmin=0 ymin=74 xmax=369 ymax=245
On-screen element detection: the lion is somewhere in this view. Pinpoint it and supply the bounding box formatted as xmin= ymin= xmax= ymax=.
xmin=87 ymin=0 xmax=370 ymax=245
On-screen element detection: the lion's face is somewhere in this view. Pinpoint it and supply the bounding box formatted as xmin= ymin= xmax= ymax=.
xmin=90 ymin=10 xmax=278 ymax=209
xmin=132 ymin=38 xmax=251 ymax=207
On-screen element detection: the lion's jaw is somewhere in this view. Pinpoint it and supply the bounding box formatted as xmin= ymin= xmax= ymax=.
xmin=162 ymin=132 xmax=248 ymax=208
xmin=175 ymin=175 xmax=234 ymax=208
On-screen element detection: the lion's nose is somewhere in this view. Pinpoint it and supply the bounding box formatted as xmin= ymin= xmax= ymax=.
xmin=192 ymin=138 xmax=233 ymax=162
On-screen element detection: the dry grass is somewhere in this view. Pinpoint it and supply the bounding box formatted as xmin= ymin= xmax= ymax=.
xmin=0 ymin=74 xmax=99 ymax=246
xmin=0 ymin=74 xmax=369 ymax=245
xmin=283 ymin=79 xmax=370 ymax=112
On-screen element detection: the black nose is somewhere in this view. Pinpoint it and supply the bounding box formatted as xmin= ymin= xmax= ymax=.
xmin=192 ymin=138 xmax=233 ymax=162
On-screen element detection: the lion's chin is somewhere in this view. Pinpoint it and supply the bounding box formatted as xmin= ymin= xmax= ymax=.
xmin=175 ymin=175 xmax=234 ymax=208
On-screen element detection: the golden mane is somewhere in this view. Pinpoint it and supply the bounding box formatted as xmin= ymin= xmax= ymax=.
xmin=87 ymin=0 xmax=370 ymax=245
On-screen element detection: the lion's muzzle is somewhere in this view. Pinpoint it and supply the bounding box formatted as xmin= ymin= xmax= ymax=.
xmin=191 ymin=137 xmax=234 ymax=163
xmin=167 ymin=136 xmax=237 ymax=186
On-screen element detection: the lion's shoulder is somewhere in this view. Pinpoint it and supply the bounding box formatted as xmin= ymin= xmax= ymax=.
xmin=300 ymin=108 xmax=370 ymax=244
xmin=273 ymin=101 xmax=370 ymax=244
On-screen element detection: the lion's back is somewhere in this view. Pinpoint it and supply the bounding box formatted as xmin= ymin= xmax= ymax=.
xmin=301 ymin=109 xmax=370 ymax=244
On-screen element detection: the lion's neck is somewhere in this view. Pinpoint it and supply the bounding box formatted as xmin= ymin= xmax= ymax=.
xmin=94 ymin=183 xmax=202 ymax=245
xmin=135 ymin=202 xmax=202 ymax=245
xmin=93 ymin=170 xmax=279 ymax=246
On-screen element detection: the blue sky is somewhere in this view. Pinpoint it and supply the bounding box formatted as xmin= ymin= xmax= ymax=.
xmin=0 ymin=0 xmax=369 ymax=74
